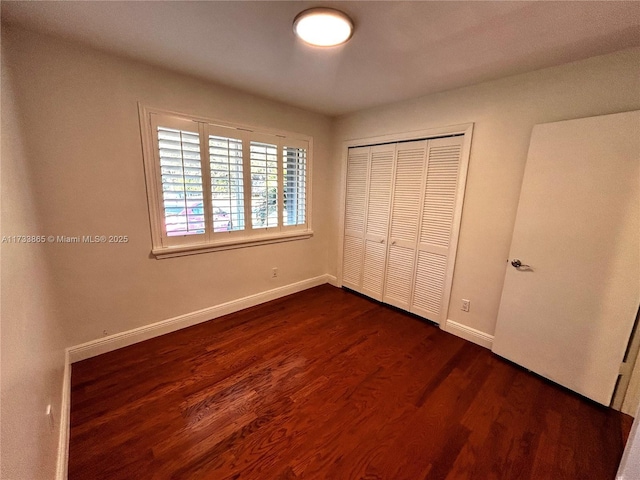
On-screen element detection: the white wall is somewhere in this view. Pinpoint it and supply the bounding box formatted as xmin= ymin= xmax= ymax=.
xmin=2 ymin=26 xmax=333 ymax=350
xmin=1 ymin=25 xmax=332 ymax=479
xmin=1 ymin=37 xmax=66 ymax=479
xmin=332 ymin=47 xmax=640 ymax=337
xmin=3 ymin=24 xmax=640 ymax=480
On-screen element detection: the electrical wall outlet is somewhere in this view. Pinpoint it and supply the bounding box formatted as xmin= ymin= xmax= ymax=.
xmin=461 ymin=299 xmax=470 ymax=312
xmin=272 ymin=267 xmax=278 ymax=278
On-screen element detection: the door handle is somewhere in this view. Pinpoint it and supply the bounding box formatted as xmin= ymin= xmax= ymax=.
xmin=379 ymin=239 xmax=385 ymax=244
xmin=511 ymin=259 xmax=530 ymax=269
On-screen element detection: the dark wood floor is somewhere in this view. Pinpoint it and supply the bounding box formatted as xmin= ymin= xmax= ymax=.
xmin=69 ymin=285 xmax=632 ymax=479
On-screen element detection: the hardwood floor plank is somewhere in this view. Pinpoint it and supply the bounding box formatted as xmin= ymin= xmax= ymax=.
xmin=68 ymin=285 xmax=633 ymax=480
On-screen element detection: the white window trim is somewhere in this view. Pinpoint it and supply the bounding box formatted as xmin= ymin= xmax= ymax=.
xmin=138 ymin=104 xmax=313 ymax=259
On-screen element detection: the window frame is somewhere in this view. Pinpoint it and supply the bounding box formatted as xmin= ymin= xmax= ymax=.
xmin=139 ymin=104 xmax=313 ymax=259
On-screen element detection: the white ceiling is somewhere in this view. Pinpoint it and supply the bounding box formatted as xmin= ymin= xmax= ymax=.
xmin=3 ymin=1 xmax=639 ymax=116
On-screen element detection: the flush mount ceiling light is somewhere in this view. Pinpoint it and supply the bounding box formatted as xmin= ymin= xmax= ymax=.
xmin=293 ymin=8 xmax=354 ymax=47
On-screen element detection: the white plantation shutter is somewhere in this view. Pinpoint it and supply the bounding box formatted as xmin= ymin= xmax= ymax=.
xmin=156 ymin=125 xmax=205 ymax=238
xmin=143 ymin=109 xmax=312 ymax=255
xmin=412 ymin=136 xmax=463 ymax=322
xmin=361 ymin=145 xmax=395 ymax=300
xmin=209 ymin=132 xmax=245 ymax=232
xmin=383 ymin=141 xmax=427 ymax=310
xmin=250 ymin=140 xmax=279 ymax=229
xmin=283 ymin=146 xmax=307 ymax=227
xmin=342 ymin=146 xmax=370 ymax=289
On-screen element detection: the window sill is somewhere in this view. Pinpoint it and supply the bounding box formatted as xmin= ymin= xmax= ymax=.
xmin=152 ymin=230 xmax=313 ymax=259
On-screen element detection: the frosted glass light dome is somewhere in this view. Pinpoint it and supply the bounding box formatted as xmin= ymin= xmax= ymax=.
xmin=293 ymin=8 xmax=354 ymax=47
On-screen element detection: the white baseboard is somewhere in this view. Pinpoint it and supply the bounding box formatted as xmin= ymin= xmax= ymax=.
xmin=443 ymin=319 xmax=494 ymax=349
xmin=56 ymin=349 xmax=71 ymax=480
xmin=325 ymin=274 xmax=338 ymax=287
xmin=68 ymin=274 xmax=334 ymax=363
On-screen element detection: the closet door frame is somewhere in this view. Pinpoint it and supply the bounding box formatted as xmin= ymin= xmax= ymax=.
xmin=337 ymin=123 xmax=473 ymax=328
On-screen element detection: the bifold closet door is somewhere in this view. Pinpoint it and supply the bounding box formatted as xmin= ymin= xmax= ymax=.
xmin=411 ymin=136 xmax=464 ymax=323
xmin=342 ymin=134 xmax=467 ymax=324
xmin=342 ymin=144 xmax=395 ymax=299
xmin=383 ymin=140 xmax=427 ymax=310
xmin=361 ymin=145 xmax=395 ymax=300
xmin=342 ymin=146 xmax=369 ymax=290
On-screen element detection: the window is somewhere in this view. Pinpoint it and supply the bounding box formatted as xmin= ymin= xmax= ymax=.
xmin=250 ymin=140 xmax=279 ymax=229
xmin=283 ymin=146 xmax=307 ymax=226
xmin=139 ymin=106 xmax=312 ymax=258
xmin=157 ymin=125 xmax=204 ymax=237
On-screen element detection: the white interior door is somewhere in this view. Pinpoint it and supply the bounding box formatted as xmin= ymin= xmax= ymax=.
xmin=342 ymin=147 xmax=369 ymax=290
xmin=361 ymin=145 xmax=395 ymax=300
xmin=412 ymin=136 xmax=464 ymax=323
xmin=383 ymin=140 xmax=427 ymax=310
xmin=493 ymin=111 xmax=640 ymax=406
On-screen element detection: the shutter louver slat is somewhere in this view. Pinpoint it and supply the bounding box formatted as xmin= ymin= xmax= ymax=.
xmin=250 ymin=141 xmax=279 ymax=229
xmin=161 ymin=175 xmax=202 ymax=183
xmin=209 ymin=135 xmax=245 ymax=232
xmin=283 ymin=146 xmax=307 ymax=226
xmin=157 ymin=126 xmax=204 ymax=237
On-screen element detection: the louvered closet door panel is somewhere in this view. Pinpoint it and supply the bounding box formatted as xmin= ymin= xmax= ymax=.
xmin=365 ymin=146 xmax=394 ymax=238
xmin=342 ymin=147 xmax=370 ymax=290
xmin=412 ymin=136 xmax=464 ymax=323
xmin=383 ymin=140 xmax=427 ymax=308
xmin=344 ymin=147 xmax=369 ymax=235
xmin=362 ymin=241 xmax=387 ymax=298
xmin=389 ymin=141 xmax=427 ymax=244
xmin=384 ymin=245 xmax=416 ymax=310
xmin=413 ymin=251 xmax=448 ymax=321
xmin=343 ymin=235 xmax=365 ymax=287
xmin=419 ymin=137 xmax=463 ymax=248
xmin=362 ymin=145 xmax=395 ymax=300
